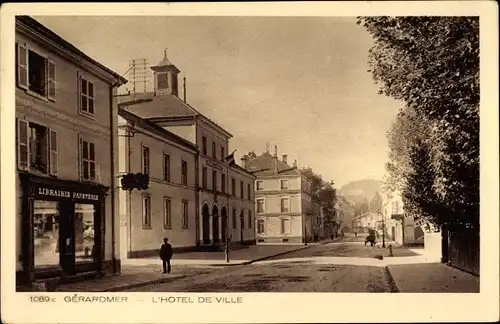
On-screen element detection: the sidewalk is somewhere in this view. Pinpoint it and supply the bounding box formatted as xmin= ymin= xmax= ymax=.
xmin=387 ymin=262 xmax=480 ymax=292
xmin=50 ymin=243 xmax=315 ymax=292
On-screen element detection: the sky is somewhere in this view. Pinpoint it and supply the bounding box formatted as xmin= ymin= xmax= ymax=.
xmin=34 ymin=16 xmax=403 ymax=187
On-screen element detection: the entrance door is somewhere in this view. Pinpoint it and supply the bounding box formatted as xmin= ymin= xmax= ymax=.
xmin=58 ymin=202 xmax=76 ymax=274
xmin=202 ymin=204 xmax=210 ymax=244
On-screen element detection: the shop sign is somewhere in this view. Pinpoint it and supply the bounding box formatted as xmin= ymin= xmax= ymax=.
xmin=37 ymin=187 xmax=100 ymax=201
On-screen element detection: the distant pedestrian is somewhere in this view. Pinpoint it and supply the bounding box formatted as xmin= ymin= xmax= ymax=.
xmin=159 ymin=237 xmax=173 ymax=274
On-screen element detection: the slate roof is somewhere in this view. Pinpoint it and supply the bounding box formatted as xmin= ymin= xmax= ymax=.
xmin=17 ymin=16 xmax=128 ymax=85
xmin=118 ymin=108 xmax=197 ymax=151
xmin=246 ymin=151 xmax=300 ymax=177
xmin=117 ymin=92 xmax=232 ymax=137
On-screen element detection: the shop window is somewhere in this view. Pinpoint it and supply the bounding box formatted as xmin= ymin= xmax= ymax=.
xmin=34 ymin=200 xmax=60 ymax=269
xmin=75 ymin=203 xmax=96 ymax=264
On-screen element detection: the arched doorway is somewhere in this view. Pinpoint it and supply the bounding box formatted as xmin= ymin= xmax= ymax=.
xmin=212 ymin=205 xmax=219 ymax=244
xmin=221 ymin=207 xmax=228 ymax=243
xmin=202 ymin=203 xmax=210 ymax=245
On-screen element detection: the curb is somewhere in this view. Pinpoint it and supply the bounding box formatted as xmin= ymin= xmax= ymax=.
xmin=242 ymin=245 xmax=312 ymax=265
xmin=384 ymin=266 xmax=401 ymax=293
xmin=102 ymin=274 xmax=190 ymax=292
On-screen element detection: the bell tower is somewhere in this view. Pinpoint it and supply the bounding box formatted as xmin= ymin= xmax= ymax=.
xmin=151 ymin=49 xmax=180 ymax=96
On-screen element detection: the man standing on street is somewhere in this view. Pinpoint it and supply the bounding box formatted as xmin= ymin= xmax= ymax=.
xmin=159 ymin=237 xmax=173 ymax=274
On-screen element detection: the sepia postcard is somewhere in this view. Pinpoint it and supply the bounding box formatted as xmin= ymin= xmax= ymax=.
xmin=1 ymin=1 xmax=498 ymax=323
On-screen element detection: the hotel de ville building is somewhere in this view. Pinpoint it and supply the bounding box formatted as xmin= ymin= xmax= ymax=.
xmin=117 ymin=51 xmax=256 ymax=257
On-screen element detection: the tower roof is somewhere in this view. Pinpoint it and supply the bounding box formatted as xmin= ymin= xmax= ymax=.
xmin=151 ymin=49 xmax=180 ymax=73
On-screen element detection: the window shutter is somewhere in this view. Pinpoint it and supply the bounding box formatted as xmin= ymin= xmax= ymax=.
xmin=77 ymin=71 xmax=82 ymax=109
xmin=78 ymin=134 xmax=83 ymax=180
xmin=48 ymin=128 xmax=58 ymax=175
xmin=17 ymin=43 xmax=28 ymax=89
xmin=17 ymin=118 xmax=29 ymax=170
xmin=47 ymin=60 xmax=56 ymax=101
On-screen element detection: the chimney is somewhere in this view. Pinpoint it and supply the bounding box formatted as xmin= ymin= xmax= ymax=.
xmin=241 ymin=156 xmax=248 ymax=169
xmin=282 ymin=154 xmax=288 ymax=165
xmin=274 ymin=145 xmax=278 ymax=158
xmin=183 ymin=76 xmax=187 ymax=103
xmin=293 ymin=159 xmax=297 ymax=168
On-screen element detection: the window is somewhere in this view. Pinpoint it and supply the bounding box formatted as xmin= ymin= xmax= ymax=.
xmin=221 ymin=146 xmax=225 ymax=160
xmin=202 ymin=167 xmax=208 ymax=189
xmin=79 ymin=76 xmax=95 ymax=115
xmin=16 ymin=44 xmax=56 ymax=101
xmin=232 ymin=209 xmax=237 ymax=229
xmin=142 ymin=146 xmax=150 ymax=175
xmin=17 ymin=120 xmax=57 ymax=175
xmin=212 ymin=141 xmax=216 ymax=159
xmin=81 ymin=139 xmax=96 ymax=181
xmin=202 ymin=136 xmax=207 ymax=155
xmin=142 ymin=195 xmax=151 ymax=228
xmin=163 ymin=197 xmax=172 ymax=228
xmin=247 ymin=183 xmax=251 ymax=200
xmin=280 ymin=197 xmax=289 ymax=213
xmin=240 ymin=211 xmax=245 ymax=230
xmin=34 ymin=201 xmax=60 ymax=268
xmin=163 ymin=154 xmax=170 ymax=182
xmin=212 ymin=170 xmax=217 ymax=191
xmin=281 ymin=179 xmax=289 ymax=190
xmin=240 ymin=180 xmax=244 ymax=199
xmin=231 ymin=178 xmax=236 ymax=196
xmin=256 ymin=199 xmax=265 ymax=214
xmin=248 ymin=211 xmax=252 ymax=229
xmin=157 ymin=72 xmax=168 ymax=90
xmin=182 ymin=200 xmax=189 ymax=229
xmin=280 ymin=218 xmax=290 ymax=234
xmin=256 ymin=181 xmax=263 ymax=191
xmin=181 ymin=160 xmax=188 ymax=185
xmin=221 ymin=174 xmax=226 ymax=193
xmin=257 ymin=219 xmax=265 ymax=234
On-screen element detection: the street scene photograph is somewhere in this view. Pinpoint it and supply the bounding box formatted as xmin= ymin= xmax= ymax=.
xmin=8 ymin=11 xmax=484 ymax=296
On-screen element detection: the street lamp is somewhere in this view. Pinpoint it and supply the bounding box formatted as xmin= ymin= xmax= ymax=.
xmin=375 ymin=210 xmax=386 ymax=248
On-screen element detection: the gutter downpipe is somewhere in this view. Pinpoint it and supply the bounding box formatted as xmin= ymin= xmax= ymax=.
xmin=109 ymin=82 xmax=119 ymax=274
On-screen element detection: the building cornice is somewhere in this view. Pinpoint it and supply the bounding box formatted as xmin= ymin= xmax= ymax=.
xmin=16 ymin=18 xmax=127 ymax=86
xmin=17 ymin=96 xmax=111 ymax=139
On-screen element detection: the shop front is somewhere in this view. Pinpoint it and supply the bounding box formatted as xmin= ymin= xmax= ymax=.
xmin=18 ymin=172 xmax=109 ymax=285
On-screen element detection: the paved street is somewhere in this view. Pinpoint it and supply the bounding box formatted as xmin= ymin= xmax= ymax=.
xmin=123 ymin=238 xmax=412 ymax=292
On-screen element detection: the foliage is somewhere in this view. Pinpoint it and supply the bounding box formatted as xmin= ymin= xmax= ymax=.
xmin=300 ymin=167 xmax=338 ymax=227
xmin=358 ymin=17 xmax=479 ymax=229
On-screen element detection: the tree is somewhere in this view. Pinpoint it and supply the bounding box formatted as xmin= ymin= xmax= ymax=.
xmin=358 ymin=17 xmax=479 ymax=229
